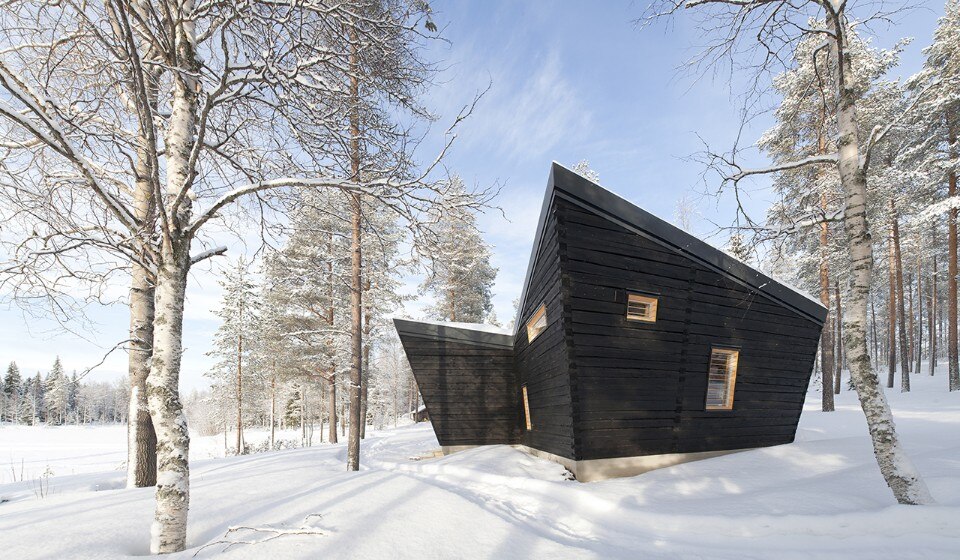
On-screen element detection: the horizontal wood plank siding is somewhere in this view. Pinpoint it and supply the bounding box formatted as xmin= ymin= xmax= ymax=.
xmin=513 ymin=205 xmax=577 ymax=460
xmin=556 ymin=197 xmax=821 ymax=461
xmin=397 ymin=334 xmax=520 ymax=447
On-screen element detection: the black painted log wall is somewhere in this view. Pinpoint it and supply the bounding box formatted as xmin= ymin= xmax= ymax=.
xmin=513 ymin=205 xmax=578 ymax=460
xmin=397 ymin=333 xmax=520 ymax=447
xmin=554 ymin=196 xmax=822 ymax=461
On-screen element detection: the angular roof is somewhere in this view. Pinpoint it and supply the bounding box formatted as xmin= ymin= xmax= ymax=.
xmin=513 ymin=163 xmax=828 ymax=331
xmin=393 ymin=318 xmax=513 ymax=349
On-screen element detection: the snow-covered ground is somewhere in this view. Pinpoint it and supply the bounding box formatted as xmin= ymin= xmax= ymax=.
xmin=1 ymin=373 xmax=959 ymax=559
xmin=0 ymin=424 xmax=330 ymax=484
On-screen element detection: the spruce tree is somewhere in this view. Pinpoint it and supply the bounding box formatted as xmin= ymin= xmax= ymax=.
xmin=45 ymin=357 xmax=69 ymax=425
xmin=3 ymin=361 xmax=22 ymax=423
xmin=420 ymin=176 xmax=498 ymax=323
xmin=206 ymin=257 xmax=262 ymax=454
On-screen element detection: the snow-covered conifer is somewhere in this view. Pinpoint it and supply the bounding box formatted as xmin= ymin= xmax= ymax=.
xmin=420 ymin=176 xmax=498 ymax=323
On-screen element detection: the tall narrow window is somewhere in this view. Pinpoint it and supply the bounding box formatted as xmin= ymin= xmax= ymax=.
xmin=522 ymin=385 xmax=532 ymax=430
xmin=526 ymin=303 xmax=548 ymax=342
xmin=706 ymin=348 xmax=739 ymax=410
xmin=626 ymin=293 xmax=658 ymax=323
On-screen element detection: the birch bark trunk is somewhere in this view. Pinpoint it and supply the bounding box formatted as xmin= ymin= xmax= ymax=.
xmin=830 ymin=13 xmax=933 ymax=504
xmin=128 ymin=253 xmax=157 ymax=488
xmin=147 ymin=241 xmax=192 ymax=553
xmin=105 ymin=0 xmax=161 ymax=488
xmin=148 ymin=4 xmax=199 ymax=548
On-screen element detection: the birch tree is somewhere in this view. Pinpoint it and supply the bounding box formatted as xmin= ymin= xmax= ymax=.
xmin=3 ymin=362 xmax=22 ymax=423
xmin=0 ymin=0 xmax=483 ymax=551
xmin=641 ymin=0 xmax=935 ymax=505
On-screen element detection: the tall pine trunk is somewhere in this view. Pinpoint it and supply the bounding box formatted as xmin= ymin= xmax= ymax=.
xmin=949 ymin=111 xmax=959 ymax=391
xmin=300 ymin=384 xmax=307 ymax=446
xmin=360 ymin=312 xmax=371 ymax=439
xmin=831 ymin=19 xmax=932 ymax=504
xmin=348 ymin=202 xmax=362 ymax=468
xmin=835 ymin=281 xmax=843 ymax=394
xmin=328 ymin=372 xmax=338 ymax=444
xmin=887 ymin=228 xmax=897 ymax=388
xmin=930 ymin=229 xmax=938 ymax=376
xmin=270 ymin=372 xmax=276 ymax=450
xmin=346 ymin=19 xmax=362 ymax=472
xmin=891 ymin=202 xmax=910 ymax=392
xmin=908 ymin=272 xmax=915 ymax=372
xmin=236 ymin=333 xmax=243 ymax=453
xmin=915 ymin=244 xmax=923 ymax=375
xmin=819 ymin=204 xmax=835 ymax=411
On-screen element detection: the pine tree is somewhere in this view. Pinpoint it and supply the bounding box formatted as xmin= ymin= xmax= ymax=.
xmin=45 ymin=357 xmax=69 ymax=425
xmin=726 ymin=233 xmax=751 ymax=263
xmin=572 ymin=159 xmax=600 ymax=183
xmin=909 ymin=0 xmax=960 ymax=390
xmin=25 ymin=373 xmax=43 ymax=424
xmin=421 ymin=176 xmax=498 ymax=323
xmin=206 ymin=257 xmax=262 ymax=454
xmin=265 ymin=189 xmax=353 ymax=445
xmin=3 ymin=361 xmax=22 ymax=423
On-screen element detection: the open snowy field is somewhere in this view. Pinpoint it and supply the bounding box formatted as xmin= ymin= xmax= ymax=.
xmin=1 ymin=373 xmax=959 ymax=559
xmin=0 ymin=424 xmax=332 ymax=485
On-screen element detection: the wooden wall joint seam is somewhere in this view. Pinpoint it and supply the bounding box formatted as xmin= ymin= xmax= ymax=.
xmin=671 ymin=266 xmax=698 ymax=452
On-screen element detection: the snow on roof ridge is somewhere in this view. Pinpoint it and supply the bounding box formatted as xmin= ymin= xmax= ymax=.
xmin=401 ymin=318 xmax=512 ymax=336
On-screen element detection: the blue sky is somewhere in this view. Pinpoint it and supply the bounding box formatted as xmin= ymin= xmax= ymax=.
xmin=0 ymin=0 xmax=946 ymax=391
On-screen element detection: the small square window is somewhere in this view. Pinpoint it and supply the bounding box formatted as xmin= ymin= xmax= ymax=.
xmin=522 ymin=385 xmax=532 ymax=430
xmin=626 ymin=294 xmax=658 ymax=323
xmin=706 ymin=348 xmax=739 ymax=410
xmin=526 ymin=304 xmax=547 ymax=342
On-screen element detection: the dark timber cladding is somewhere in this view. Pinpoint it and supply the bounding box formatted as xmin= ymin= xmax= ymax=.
xmin=395 ymin=163 xmax=827 ymax=479
xmin=513 ymin=201 xmax=576 ymax=459
xmin=394 ymin=319 xmax=520 ymax=447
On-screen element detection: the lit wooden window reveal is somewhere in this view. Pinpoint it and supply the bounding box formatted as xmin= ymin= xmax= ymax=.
xmin=526 ymin=303 xmax=548 ymax=342
xmin=626 ymin=293 xmax=658 ymax=323
xmin=522 ymin=386 xmax=532 ymax=430
xmin=706 ymin=348 xmax=739 ymax=410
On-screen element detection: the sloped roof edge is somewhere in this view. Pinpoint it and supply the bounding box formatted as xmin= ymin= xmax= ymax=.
xmin=394 ymin=318 xmax=514 ymax=349
xmin=513 ymin=163 xmax=828 ymax=333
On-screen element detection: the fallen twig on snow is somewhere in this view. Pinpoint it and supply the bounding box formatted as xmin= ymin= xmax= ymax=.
xmin=192 ymin=514 xmax=325 ymax=557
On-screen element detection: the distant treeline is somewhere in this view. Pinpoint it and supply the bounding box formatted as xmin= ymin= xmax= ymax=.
xmin=1 ymin=357 xmax=129 ymax=425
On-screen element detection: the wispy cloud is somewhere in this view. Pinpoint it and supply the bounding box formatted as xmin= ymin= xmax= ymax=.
xmin=430 ymin=39 xmax=592 ymax=163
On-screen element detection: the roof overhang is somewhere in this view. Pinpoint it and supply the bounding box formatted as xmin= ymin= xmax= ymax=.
xmin=393 ymin=318 xmax=514 ymax=349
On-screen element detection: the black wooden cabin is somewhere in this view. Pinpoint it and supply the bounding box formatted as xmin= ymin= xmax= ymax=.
xmin=395 ymin=163 xmax=827 ymax=481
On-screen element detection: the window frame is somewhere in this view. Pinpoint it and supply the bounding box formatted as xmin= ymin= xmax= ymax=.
xmin=526 ymin=303 xmax=548 ymax=342
xmin=522 ymin=385 xmax=532 ymax=430
xmin=626 ymin=293 xmax=659 ymax=323
xmin=705 ymin=347 xmax=740 ymax=411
